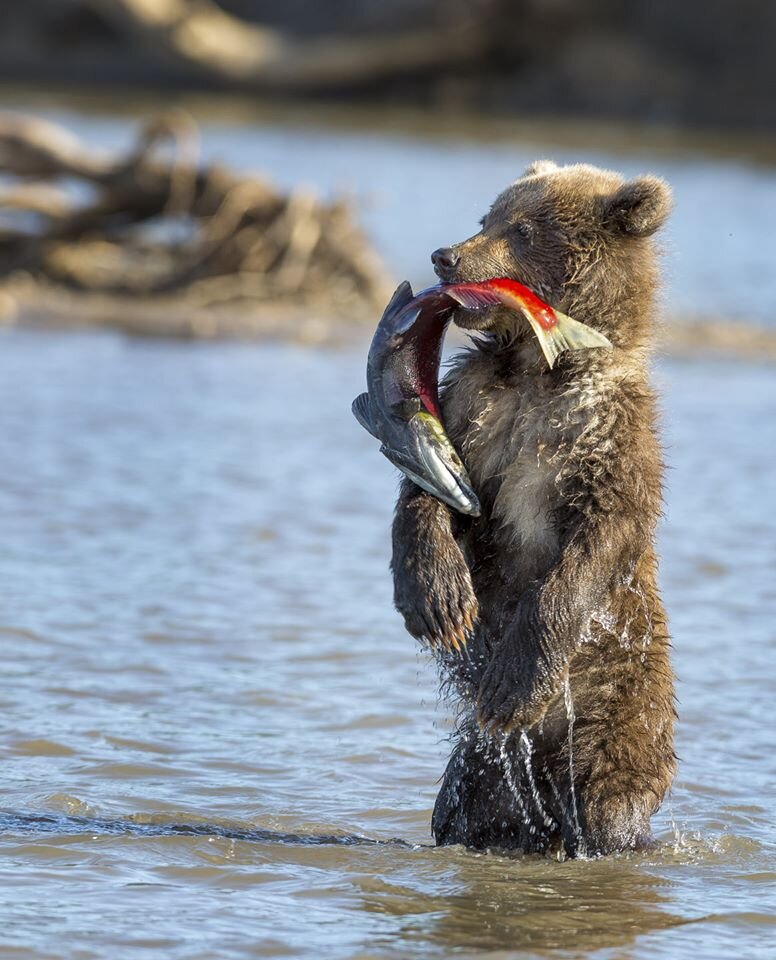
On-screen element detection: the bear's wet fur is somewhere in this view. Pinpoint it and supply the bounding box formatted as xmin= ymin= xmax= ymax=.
xmin=391 ymin=161 xmax=676 ymax=857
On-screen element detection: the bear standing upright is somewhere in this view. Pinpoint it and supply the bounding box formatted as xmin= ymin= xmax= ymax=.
xmin=391 ymin=161 xmax=676 ymax=857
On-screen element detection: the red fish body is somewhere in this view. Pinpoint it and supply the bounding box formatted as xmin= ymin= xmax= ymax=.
xmin=436 ymin=277 xmax=611 ymax=367
xmin=448 ymin=277 xmax=558 ymax=330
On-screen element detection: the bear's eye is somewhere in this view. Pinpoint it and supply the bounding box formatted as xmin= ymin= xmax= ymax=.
xmin=512 ymin=220 xmax=533 ymax=241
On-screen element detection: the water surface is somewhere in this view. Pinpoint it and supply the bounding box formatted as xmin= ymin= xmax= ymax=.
xmin=0 ymin=327 xmax=773 ymax=958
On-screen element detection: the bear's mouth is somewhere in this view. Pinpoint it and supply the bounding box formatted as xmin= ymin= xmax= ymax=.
xmin=450 ymin=303 xmax=501 ymax=332
xmin=448 ymin=277 xmax=525 ymax=333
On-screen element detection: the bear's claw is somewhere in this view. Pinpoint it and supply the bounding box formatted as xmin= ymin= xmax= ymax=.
xmin=400 ymin=593 xmax=478 ymax=656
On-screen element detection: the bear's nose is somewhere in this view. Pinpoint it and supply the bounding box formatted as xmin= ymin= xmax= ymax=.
xmin=431 ymin=247 xmax=460 ymax=278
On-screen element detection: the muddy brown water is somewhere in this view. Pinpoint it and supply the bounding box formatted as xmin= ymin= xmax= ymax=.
xmin=0 ymin=327 xmax=773 ymax=959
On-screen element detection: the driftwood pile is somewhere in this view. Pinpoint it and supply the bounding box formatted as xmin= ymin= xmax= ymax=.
xmin=0 ymin=112 xmax=391 ymax=340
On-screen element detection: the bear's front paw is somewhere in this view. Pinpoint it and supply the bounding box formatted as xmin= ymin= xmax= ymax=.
xmin=394 ymin=543 xmax=478 ymax=654
xmin=476 ymin=655 xmax=556 ymax=734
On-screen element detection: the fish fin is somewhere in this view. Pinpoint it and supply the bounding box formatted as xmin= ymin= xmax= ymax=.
xmin=352 ymin=392 xmax=378 ymax=437
xmin=381 ymin=280 xmax=420 ymax=334
xmin=385 ymin=280 xmax=415 ymax=315
xmin=445 ymin=285 xmax=504 ymax=310
xmin=523 ymin=308 xmax=613 ymax=369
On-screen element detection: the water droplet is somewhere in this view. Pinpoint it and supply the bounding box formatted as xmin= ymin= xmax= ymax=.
xmin=519 ymin=730 xmax=555 ymax=830
xmin=563 ymin=675 xmax=581 ymax=844
xmin=498 ymin=735 xmax=530 ymax=826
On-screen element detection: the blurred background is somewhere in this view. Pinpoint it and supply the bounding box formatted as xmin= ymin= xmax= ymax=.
xmin=3 ymin=0 xmax=776 ymax=128
xmin=2 ymin=0 xmax=776 ymax=344
xmin=0 ymin=4 xmax=774 ymax=960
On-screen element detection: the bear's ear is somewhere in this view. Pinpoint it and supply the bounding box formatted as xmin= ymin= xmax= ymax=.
xmin=602 ymin=176 xmax=672 ymax=237
xmin=522 ymin=159 xmax=559 ymax=178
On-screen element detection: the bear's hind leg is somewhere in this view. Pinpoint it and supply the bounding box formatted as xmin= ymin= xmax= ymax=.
xmin=432 ymin=725 xmax=560 ymax=853
xmin=569 ymin=678 xmax=675 ymax=856
xmin=558 ymin=593 xmax=676 ymax=858
xmin=573 ymin=789 xmax=656 ymax=857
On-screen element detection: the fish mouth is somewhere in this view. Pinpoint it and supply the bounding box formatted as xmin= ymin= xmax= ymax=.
xmin=400 ymin=461 xmax=480 ymax=516
xmin=382 ymin=413 xmax=481 ymax=517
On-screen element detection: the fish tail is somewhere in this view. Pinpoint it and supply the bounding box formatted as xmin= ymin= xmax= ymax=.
xmin=524 ymin=308 xmax=613 ymax=368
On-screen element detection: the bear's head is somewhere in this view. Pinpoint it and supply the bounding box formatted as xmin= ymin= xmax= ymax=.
xmin=431 ymin=160 xmax=672 ymax=349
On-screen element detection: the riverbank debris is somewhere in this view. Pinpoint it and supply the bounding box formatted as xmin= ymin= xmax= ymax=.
xmin=0 ymin=111 xmax=392 ymax=341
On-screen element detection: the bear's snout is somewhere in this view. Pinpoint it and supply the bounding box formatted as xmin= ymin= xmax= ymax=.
xmin=431 ymin=246 xmax=460 ymax=281
xmin=433 ymin=235 xmax=514 ymax=286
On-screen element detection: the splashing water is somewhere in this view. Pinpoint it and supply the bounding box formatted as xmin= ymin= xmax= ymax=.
xmin=666 ymin=788 xmax=682 ymax=850
xmin=519 ymin=730 xmax=556 ymax=830
xmin=563 ymin=675 xmax=582 ymax=844
xmin=498 ymin=735 xmax=531 ymax=827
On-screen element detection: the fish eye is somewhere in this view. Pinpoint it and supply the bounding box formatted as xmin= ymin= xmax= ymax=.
xmin=391 ymin=397 xmax=422 ymax=419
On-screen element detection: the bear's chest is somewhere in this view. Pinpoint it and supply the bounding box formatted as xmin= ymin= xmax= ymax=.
xmin=468 ymin=383 xmax=561 ymax=560
xmin=443 ymin=351 xmax=596 ymax=561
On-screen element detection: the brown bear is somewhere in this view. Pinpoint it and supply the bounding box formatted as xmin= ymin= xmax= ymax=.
xmin=391 ymin=160 xmax=676 ymax=857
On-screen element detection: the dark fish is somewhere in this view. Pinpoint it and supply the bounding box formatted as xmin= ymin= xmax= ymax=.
xmin=352 ymin=281 xmax=481 ymax=516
